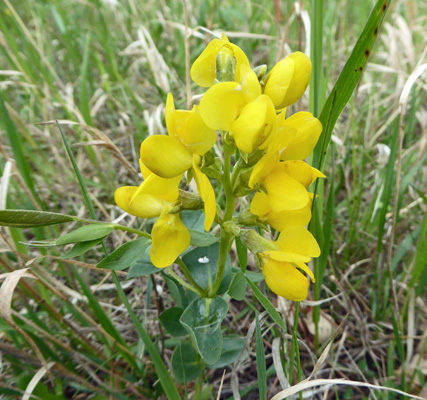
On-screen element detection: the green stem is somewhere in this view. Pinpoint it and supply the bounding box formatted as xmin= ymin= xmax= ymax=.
xmin=208 ymin=141 xmax=236 ymax=297
xmin=112 ymin=223 xmax=151 ymax=239
xmin=111 ymin=271 xmax=181 ymax=399
xmin=289 ymin=302 xmax=301 ymax=388
xmin=75 ymin=216 xmax=152 ymax=239
xmin=175 ymin=258 xmax=207 ymax=296
xmin=165 ymin=268 xmax=205 ymax=298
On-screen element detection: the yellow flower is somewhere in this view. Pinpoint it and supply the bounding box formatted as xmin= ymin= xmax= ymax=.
xmin=192 ymin=154 xmax=216 ymax=231
xmin=191 ymin=33 xmax=250 ymax=87
xmin=250 ymin=191 xmax=312 ymax=232
xmin=199 ymin=65 xmax=276 ymax=154
xmin=259 ymin=226 xmax=320 ymax=301
xmin=141 ymin=94 xmax=216 ymax=179
xmin=150 ymin=207 xmax=191 ymax=268
xmin=263 ymin=52 xmax=312 ymax=109
xmin=249 ymin=156 xmax=324 ymax=214
xmin=114 ymin=165 xmax=182 ymax=218
xmin=272 ymin=110 xmax=322 ymax=161
xmin=140 ymin=94 xmax=217 ymax=231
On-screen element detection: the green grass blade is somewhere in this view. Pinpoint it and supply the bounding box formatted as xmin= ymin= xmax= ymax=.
xmin=111 ymin=271 xmax=181 ymax=400
xmin=57 ymin=122 xmax=97 ymax=220
xmin=313 ymin=0 xmax=392 ymax=170
xmin=246 ymin=278 xmax=287 ymax=332
xmin=79 ymin=32 xmax=93 ymax=126
xmin=410 ymin=208 xmax=427 ymax=290
xmin=255 ymin=313 xmax=267 ymax=400
xmin=0 ymin=91 xmax=39 ymax=205
xmin=309 ymin=0 xmax=324 ymax=117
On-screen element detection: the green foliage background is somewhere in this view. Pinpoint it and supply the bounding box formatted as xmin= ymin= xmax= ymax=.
xmin=0 ymin=0 xmax=426 ymax=398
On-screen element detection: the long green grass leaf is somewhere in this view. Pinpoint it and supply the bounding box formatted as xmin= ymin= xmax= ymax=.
xmin=313 ymin=0 xmax=393 ymax=169
xmin=255 ymin=313 xmax=267 ymax=400
xmin=112 ymin=271 xmax=181 ymax=400
xmin=246 ymin=278 xmax=287 ymax=332
xmin=0 ymin=91 xmax=38 ymax=204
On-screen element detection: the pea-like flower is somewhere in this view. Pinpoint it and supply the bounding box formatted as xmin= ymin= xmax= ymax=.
xmin=199 ymin=64 xmax=276 ymax=154
xmin=191 ymin=33 xmax=250 ymax=87
xmin=149 ymin=207 xmax=191 ymax=268
xmin=140 ymin=93 xmax=217 ymax=231
xmin=263 ymin=52 xmax=312 ymax=109
xmin=115 ymin=164 xmax=190 ymax=268
xmin=258 ymin=226 xmax=320 ymax=301
xmin=250 ymin=191 xmax=313 ymax=232
xmin=249 ymin=157 xmax=324 ymax=214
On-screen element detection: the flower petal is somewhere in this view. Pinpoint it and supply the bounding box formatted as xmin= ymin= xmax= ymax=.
xmin=261 ymin=257 xmax=310 ymax=301
xmin=264 ymin=169 xmax=309 ymax=212
xmin=263 ymin=57 xmax=294 ymax=109
xmin=131 ymin=173 xmax=181 ymax=203
xmin=275 ymin=226 xmax=321 ymax=258
xmin=192 ymin=157 xmax=216 ymax=231
xmin=115 ymin=186 xmax=138 ymax=215
xmin=199 ymin=82 xmax=245 ymax=131
xmin=249 ymin=151 xmax=279 ymax=188
xmin=294 ymin=262 xmax=315 ymax=283
xmin=280 ymin=52 xmax=312 ymax=107
xmin=181 ymin=108 xmax=217 ymax=155
xmin=267 ymin=110 xmax=296 ymax=153
xmin=250 ymin=191 xmax=271 ymax=218
xmin=266 ymin=203 xmax=312 ymax=231
xmin=140 ymin=135 xmax=193 ymax=178
xmin=190 ymin=34 xmax=250 ymax=87
xmin=150 ymin=211 xmax=191 ymax=268
xmin=261 ymin=250 xmax=311 ymax=263
xmin=277 ymin=160 xmax=325 ymax=188
xmin=139 ymin=160 xmax=153 ymax=180
xmin=240 ymin=63 xmax=262 ymax=103
xmin=232 ymin=95 xmax=274 ymax=154
xmin=115 ymin=185 xmax=172 ymax=218
xmin=280 ymin=112 xmax=322 ymax=160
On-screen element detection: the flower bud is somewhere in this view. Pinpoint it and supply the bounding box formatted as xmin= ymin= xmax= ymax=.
xmin=239 ymin=229 xmax=279 ymax=254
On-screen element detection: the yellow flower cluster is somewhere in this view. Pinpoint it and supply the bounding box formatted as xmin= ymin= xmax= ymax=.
xmin=115 ymin=33 xmax=324 ymax=301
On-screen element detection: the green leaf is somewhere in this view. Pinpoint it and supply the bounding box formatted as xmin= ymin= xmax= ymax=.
xmin=60 ymin=238 xmax=104 ymax=259
xmin=208 ymin=336 xmax=245 ymax=369
xmin=255 ymin=313 xmax=267 ymax=400
xmin=162 ymin=273 xmax=187 ymax=309
xmin=181 ymin=210 xmax=205 ymax=231
xmin=180 ymin=297 xmax=229 ymax=365
xmin=235 ymin=237 xmax=248 ymax=272
xmin=56 ymin=224 xmax=114 ymax=245
xmin=313 ymin=0 xmax=392 ymax=170
xmin=244 ymin=270 xmax=264 ymax=283
xmin=228 ymin=272 xmax=247 ymax=301
xmin=189 ymin=230 xmax=219 ymax=247
xmin=159 ymin=307 xmax=187 ymax=337
xmin=0 ymin=209 xmax=76 ymax=228
xmin=97 ymin=237 xmax=150 ymax=271
xmin=127 ymin=246 xmax=159 ymax=278
xmin=246 ymin=278 xmax=287 ymax=332
xmin=171 ymin=343 xmax=201 ymax=383
xmin=182 ymin=243 xmax=231 ymax=294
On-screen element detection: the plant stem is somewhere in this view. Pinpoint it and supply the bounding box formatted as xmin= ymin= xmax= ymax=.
xmin=175 ymin=257 xmax=207 ymax=296
xmin=289 ymin=302 xmax=301 ymax=389
xmin=208 ymin=141 xmax=236 ymax=297
xmin=165 ymin=267 xmax=206 ymax=298
xmin=112 ymin=223 xmax=151 ymax=239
